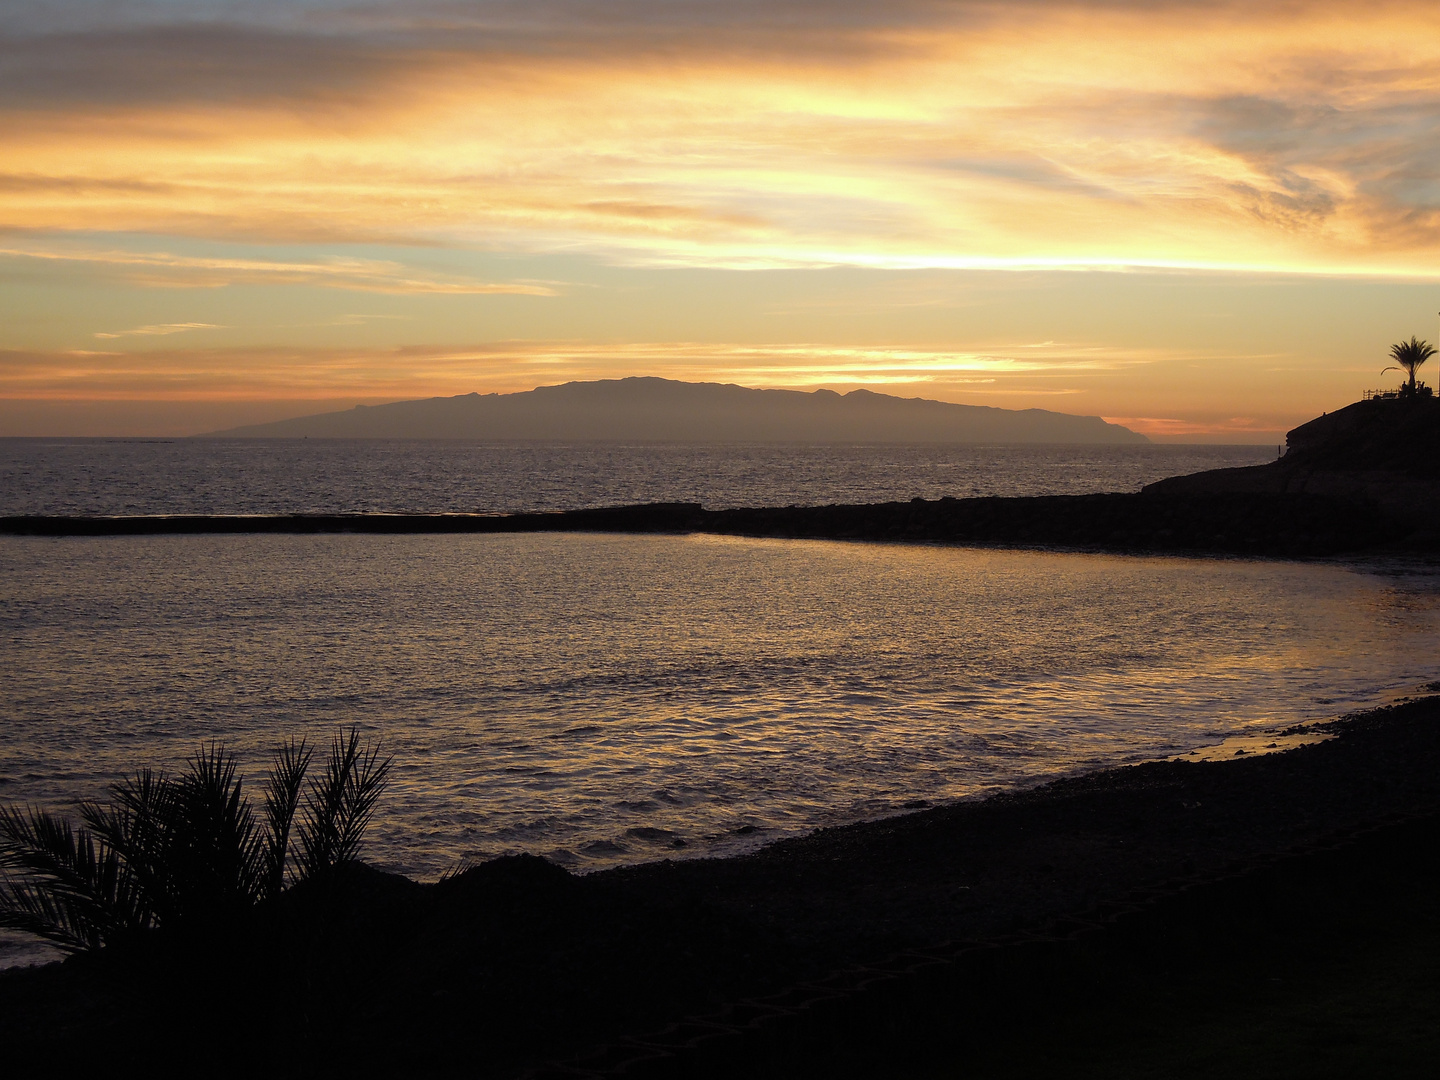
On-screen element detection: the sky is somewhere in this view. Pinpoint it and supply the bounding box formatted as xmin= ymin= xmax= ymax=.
xmin=2 ymin=0 xmax=1439 ymax=441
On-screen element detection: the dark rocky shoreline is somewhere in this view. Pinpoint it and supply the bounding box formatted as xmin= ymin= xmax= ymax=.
xmin=3 ymin=696 xmax=1438 ymax=1077
xmin=1 ymin=486 xmax=1430 ymax=557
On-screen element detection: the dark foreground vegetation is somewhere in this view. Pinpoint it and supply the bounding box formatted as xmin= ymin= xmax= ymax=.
xmin=0 ymin=731 xmax=391 ymax=953
xmin=2 ymin=697 xmax=1438 ymax=1078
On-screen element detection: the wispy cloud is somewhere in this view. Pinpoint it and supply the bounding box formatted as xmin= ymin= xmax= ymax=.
xmin=94 ymin=322 xmax=224 ymax=339
xmin=1104 ymin=415 xmax=1287 ymax=438
xmin=0 ymin=339 xmax=1170 ymax=401
xmin=0 ymin=245 xmax=558 ymax=294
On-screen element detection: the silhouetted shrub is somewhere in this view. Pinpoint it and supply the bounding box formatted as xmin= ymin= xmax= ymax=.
xmin=0 ymin=728 xmax=391 ymax=952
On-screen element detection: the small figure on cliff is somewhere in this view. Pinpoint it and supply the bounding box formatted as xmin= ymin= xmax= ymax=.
xmin=1384 ymin=337 xmax=1437 ymax=398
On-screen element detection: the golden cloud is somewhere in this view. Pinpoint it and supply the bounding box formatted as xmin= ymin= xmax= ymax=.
xmin=0 ymin=339 xmax=1175 ymax=402
xmin=0 ymin=3 xmax=1437 ymax=272
xmin=0 ymin=245 xmax=558 ymax=294
xmin=93 ymin=322 xmax=225 ymax=339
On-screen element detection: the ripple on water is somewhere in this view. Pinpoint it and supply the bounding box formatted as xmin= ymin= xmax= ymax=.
xmin=1 ymin=532 xmax=1438 ymax=899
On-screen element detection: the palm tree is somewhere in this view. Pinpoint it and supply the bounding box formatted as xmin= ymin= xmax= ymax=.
xmin=1385 ymin=336 xmax=1437 ymax=396
xmin=0 ymin=729 xmax=391 ymax=953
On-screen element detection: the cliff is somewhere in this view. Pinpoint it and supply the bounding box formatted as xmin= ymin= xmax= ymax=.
xmin=1143 ymin=397 xmax=1440 ymax=530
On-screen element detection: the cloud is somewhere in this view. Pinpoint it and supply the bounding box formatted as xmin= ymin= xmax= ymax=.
xmin=0 ymin=338 xmax=1169 ymax=401
xmin=2 ymin=2 xmax=1439 ymax=271
xmin=1105 ymin=414 xmax=1286 ymax=437
xmin=94 ymin=322 xmax=225 ymax=339
xmin=0 ymin=245 xmax=559 ymax=294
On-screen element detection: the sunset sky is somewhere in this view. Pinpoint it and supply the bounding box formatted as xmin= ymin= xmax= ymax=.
xmin=3 ymin=0 xmax=1439 ymax=440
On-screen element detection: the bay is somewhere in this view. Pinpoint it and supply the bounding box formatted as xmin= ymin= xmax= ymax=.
xmin=4 ymin=532 xmax=1435 ymax=887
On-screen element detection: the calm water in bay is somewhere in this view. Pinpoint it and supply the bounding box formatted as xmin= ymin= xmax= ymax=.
xmin=3 ymin=531 xmax=1439 ymax=968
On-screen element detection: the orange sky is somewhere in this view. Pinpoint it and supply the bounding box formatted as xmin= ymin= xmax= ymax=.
xmin=3 ymin=1 xmax=1439 ymax=440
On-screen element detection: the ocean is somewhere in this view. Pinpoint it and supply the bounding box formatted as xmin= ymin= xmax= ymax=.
xmin=0 ymin=438 xmax=1276 ymax=516
xmin=6 ymin=438 xmax=1435 ymax=969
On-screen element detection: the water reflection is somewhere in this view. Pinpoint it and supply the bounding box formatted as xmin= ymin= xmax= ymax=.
xmin=2 ymin=533 xmax=1437 ymax=885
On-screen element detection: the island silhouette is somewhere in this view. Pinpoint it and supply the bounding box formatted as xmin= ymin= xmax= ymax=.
xmin=204 ymin=376 xmax=1148 ymax=444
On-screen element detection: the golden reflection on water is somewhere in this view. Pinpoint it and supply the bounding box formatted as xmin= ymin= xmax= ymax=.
xmin=2 ymin=533 xmax=1438 ymax=888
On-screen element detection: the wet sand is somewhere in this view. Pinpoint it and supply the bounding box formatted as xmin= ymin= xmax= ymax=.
xmin=2 ymin=695 xmax=1438 ymax=1077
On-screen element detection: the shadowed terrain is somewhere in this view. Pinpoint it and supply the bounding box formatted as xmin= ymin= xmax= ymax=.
xmin=1145 ymin=396 xmax=1440 ymax=530
xmin=2 ymin=697 xmax=1438 ymax=1078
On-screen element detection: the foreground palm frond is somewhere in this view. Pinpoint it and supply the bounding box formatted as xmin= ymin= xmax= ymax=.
xmin=0 ymin=728 xmax=391 ymax=952
xmin=0 ymin=805 xmax=148 ymax=951
xmin=296 ymin=729 xmax=395 ymax=880
xmin=85 ymin=766 xmax=183 ymax=926
xmin=262 ymin=738 xmax=313 ymax=899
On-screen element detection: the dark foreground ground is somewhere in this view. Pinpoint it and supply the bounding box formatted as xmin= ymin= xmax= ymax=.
xmin=3 ymin=696 xmax=1439 ymax=1078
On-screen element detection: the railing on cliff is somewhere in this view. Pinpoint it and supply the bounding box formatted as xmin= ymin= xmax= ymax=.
xmin=1363 ymin=386 xmax=1433 ymax=400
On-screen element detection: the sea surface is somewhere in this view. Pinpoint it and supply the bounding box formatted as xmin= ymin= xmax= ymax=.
xmin=0 ymin=438 xmax=1276 ymax=516
xmin=4 ymin=438 xmax=1431 ymax=970
xmin=4 ymin=529 xmax=1440 ymax=968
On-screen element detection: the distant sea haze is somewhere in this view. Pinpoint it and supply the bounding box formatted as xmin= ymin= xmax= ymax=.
xmin=206 ymin=377 xmax=1149 ymax=444
xmin=0 ymin=440 xmax=1275 ymax=517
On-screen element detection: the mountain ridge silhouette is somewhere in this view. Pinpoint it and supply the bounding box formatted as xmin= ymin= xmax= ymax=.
xmin=203 ymin=377 xmax=1147 ymax=443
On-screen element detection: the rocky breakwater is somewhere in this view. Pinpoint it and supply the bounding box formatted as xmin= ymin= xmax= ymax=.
xmin=704 ymin=490 xmax=1403 ymax=558
xmin=704 ymin=397 xmax=1439 ymax=557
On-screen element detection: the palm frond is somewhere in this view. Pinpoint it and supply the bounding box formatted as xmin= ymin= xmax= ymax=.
xmin=332 ymin=734 xmax=392 ymax=866
xmin=0 ymin=804 xmax=149 ymax=951
xmin=296 ymin=729 xmax=393 ymax=881
xmin=173 ymin=744 xmax=266 ymax=914
xmin=1389 ymin=336 xmax=1438 ymax=365
xmin=85 ymin=769 xmax=179 ymax=924
xmin=0 ymin=874 xmax=103 ymax=952
xmin=262 ymin=738 xmax=312 ymax=899
xmin=1 ymin=730 xmax=394 ymax=952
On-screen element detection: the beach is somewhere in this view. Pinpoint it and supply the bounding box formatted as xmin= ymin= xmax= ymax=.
xmin=3 ymin=694 xmax=1437 ymax=1077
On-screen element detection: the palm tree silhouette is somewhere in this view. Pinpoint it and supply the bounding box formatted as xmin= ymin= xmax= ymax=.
xmin=0 ymin=729 xmax=391 ymax=952
xmin=1385 ymin=337 xmax=1437 ymax=396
